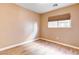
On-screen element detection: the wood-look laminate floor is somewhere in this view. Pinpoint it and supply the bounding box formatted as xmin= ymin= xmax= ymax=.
xmin=0 ymin=39 xmax=79 ymax=55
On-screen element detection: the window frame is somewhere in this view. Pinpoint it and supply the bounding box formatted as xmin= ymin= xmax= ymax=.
xmin=48 ymin=13 xmax=71 ymax=28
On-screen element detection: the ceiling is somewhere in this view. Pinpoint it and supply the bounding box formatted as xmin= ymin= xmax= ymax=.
xmin=16 ymin=3 xmax=75 ymax=14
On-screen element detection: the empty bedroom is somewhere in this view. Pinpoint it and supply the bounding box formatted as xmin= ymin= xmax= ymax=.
xmin=0 ymin=3 xmax=79 ymax=55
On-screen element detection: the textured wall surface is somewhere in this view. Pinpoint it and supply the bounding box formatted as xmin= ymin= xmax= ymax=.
xmin=40 ymin=4 xmax=79 ymax=47
xmin=0 ymin=3 xmax=40 ymax=48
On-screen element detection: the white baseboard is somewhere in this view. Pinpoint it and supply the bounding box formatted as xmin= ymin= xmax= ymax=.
xmin=38 ymin=37 xmax=79 ymax=50
xmin=0 ymin=37 xmax=79 ymax=52
xmin=0 ymin=38 xmax=38 ymax=51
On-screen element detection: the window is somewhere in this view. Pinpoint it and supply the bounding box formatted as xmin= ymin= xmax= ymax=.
xmin=48 ymin=21 xmax=57 ymax=28
xmin=48 ymin=20 xmax=71 ymax=28
xmin=48 ymin=13 xmax=71 ymax=28
xmin=58 ymin=20 xmax=71 ymax=28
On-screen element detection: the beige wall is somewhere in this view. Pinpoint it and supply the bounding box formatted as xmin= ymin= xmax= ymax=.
xmin=0 ymin=3 xmax=79 ymax=49
xmin=40 ymin=4 xmax=79 ymax=47
xmin=0 ymin=4 xmax=40 ymax=48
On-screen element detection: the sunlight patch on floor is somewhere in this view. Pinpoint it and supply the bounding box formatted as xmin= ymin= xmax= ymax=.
xmin=24 ymin=42 xmax=67 ymax=55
